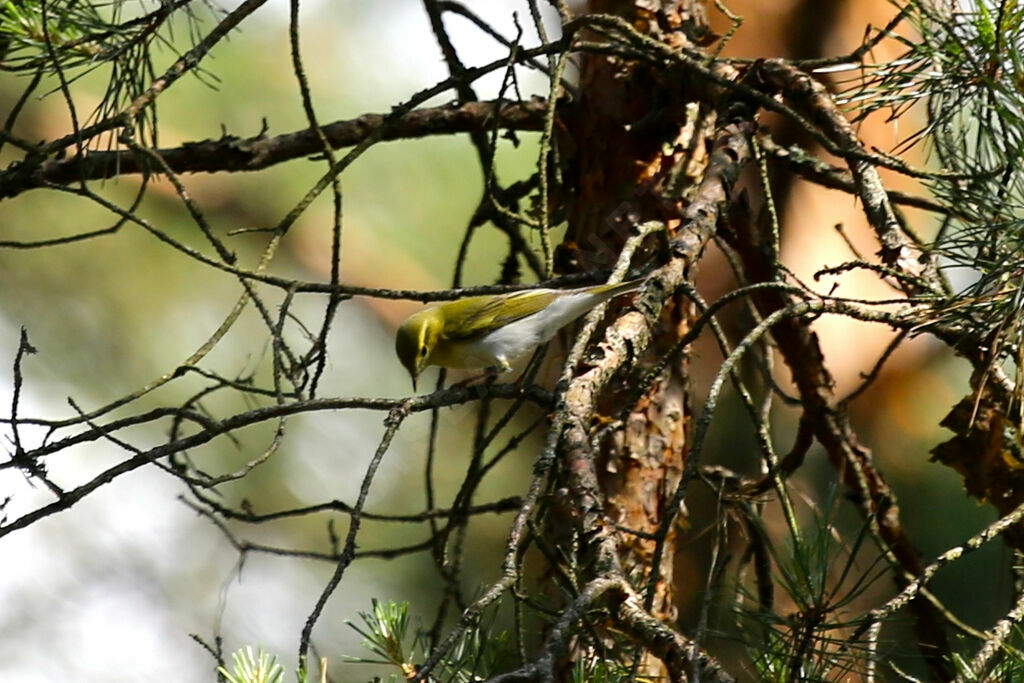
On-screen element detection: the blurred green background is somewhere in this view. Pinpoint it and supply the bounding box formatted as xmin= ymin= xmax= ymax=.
xmin=0 ymin=2 xmax=553 ymax=679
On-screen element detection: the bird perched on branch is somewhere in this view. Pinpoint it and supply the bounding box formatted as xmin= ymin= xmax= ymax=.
xmin=395 ymin=278 xmax=644 ymax=389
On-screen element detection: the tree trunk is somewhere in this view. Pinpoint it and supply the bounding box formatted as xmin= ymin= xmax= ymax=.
xmin=557 ymin=0 xmax=711 ymax=669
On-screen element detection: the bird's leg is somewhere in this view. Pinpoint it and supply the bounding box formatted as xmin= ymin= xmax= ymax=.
xmin=513 ymin=346 xmax=549 ymax=387
xmin=448 ymin=357 xmax=518 ymax=393
xmin=447 ymin=366 xmax=502 ymax=391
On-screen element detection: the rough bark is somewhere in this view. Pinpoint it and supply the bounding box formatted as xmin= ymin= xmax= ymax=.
xmin=557 ymin=0 xmax=711 ymax=658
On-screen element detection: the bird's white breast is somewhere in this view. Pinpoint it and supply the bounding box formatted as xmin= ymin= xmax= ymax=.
xmin=445 ymin=291 xmax=603 ymax=370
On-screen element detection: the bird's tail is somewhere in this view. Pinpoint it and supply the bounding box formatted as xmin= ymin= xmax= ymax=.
xmin=591 ymin=277 xmax=645 ymax=300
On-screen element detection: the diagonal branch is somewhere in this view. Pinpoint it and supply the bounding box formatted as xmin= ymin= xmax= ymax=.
xmin=756 ymin=60 xmax=945 ymax=294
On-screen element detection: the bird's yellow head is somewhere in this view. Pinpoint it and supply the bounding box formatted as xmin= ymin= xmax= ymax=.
xmin=395 ymin=308 xmax=443 ymax=389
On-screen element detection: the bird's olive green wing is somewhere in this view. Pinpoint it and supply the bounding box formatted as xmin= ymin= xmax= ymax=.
xmin=440 ymin=290 xmax=559 ymax=339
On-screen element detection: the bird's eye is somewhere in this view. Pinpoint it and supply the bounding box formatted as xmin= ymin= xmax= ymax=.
xmin=419 ymin=347 xmax=427 ymax=357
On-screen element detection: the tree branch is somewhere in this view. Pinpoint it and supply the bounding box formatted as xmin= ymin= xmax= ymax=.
xmin=0 ymin=99 xmax=547 ymax=198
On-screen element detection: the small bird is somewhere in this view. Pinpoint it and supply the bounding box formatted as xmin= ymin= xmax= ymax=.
xmin=395 ymin=278 xmax=644 ymax=389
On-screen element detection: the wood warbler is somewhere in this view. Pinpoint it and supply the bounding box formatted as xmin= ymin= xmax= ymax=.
xmin=395 ymin=278 xmax=644 ymax=388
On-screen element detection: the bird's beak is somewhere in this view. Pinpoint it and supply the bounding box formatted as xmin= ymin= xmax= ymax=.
xmin=411 ymin=373 xmax=418 ymax=391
